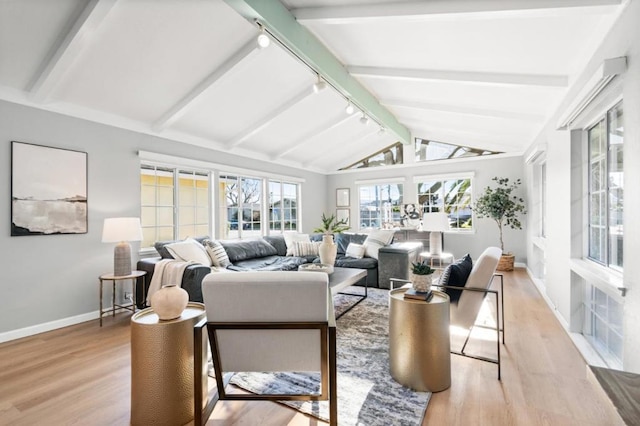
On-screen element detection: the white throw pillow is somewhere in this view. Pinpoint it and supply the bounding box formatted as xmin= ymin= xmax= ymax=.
xmin=292 ymin=241 xmax=321 ymax=257
xmin=283 ymin=232 xmax=311 ymax=256
xmin=165 ymin=238 xmax=212 ymax=266
xmin=202 ymin=239 xmax=231 ymax=267
xmin=345 ymin=243 xmax=365 ymax=259
xmin=363 ymin=229 xmax=395 ymax=259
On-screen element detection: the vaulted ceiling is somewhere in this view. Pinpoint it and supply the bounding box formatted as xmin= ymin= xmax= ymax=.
xmin=0 ymin=0 xmax=625 ymax=173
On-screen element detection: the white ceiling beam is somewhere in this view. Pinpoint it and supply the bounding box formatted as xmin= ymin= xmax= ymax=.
xmin=382 ymin=98 xmax=545 ymax=122
xmin=293 ymin=0 xmax=622 ymax=23
xmin=273 ymin=113 xmax=358 ymax=160
xmin=226 ymin=85 xmax=313 ymax=149
xmin=153 ymin=39 xmax=262 ymax=132
xmin=28 ymin=0 xmax=118 ymax=102
xmin=349 ymin=66 xmax=568 ymax=88
xmin=303 ymin=127 xmax=381 ymax=167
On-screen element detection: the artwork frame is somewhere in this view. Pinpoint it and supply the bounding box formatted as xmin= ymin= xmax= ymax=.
xmin=336 ymin=208 xmax=350 ymax=225
xmin=11 ymin=141 xmax=88 ymax=236
xmin=336 ymin=188 xmax=350 ymax=207
xmin=401 ymin=203 xmax=422 ymax=229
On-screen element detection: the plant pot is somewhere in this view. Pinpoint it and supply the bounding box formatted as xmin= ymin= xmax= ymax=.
xmin=497 ymin=253 xmax=515 ymax=271
xmin=150 ymin=284 xmax=189 ymax=320
xmin=318 ymin=234 xmax=338 ymax=266
xmin=410 ymin=273 xmax=433 ymax=293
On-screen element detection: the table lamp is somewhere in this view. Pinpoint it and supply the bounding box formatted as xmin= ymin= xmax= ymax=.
xmin=102 ymin=217 xmax=143 ymax=276
xmin=422 ymin=212 xmax=449 ymax=256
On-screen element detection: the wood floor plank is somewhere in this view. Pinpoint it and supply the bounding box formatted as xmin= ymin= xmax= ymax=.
xmin=0 ymin=269 xmax=624 ymax=425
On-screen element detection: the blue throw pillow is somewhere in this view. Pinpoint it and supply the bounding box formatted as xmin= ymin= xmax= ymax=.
xmin=440 ymin=254 xmax=472 ymax=303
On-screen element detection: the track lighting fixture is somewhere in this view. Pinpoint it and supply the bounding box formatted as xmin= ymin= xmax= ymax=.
xmin=360 ymin=113 xmax=369 ymax=125
xmin=312 ymin=75 xmax=326 ymax=93
xmin=345 ymin=102 xmax=355 ymax=115
xmin=257 ymin=28 xmax=270 ymax=49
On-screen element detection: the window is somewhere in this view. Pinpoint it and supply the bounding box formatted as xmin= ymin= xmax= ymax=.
xmin=358 ymin=183 xmax=403 ymax=228
xmin=415 ymin=139 xmax=500 ymax=162
xmin=583 ymin=284 xmax=623 ymax=369
xmin=220 ymin=175 xmax=262 ymax=239
xmin=416 ymin=177 xmax=473 ymax=230
xmin=541 ymin=162 xmax=547 ymax=238
xmin=587 ymin=102 xmax=623 ymax=270
xmin=140 ymin=165 xmax=210 ymax=249
xmin=269 ymin=180 xmax=299 ymax=232
xmin=340 ymin=142 xmax=404 ymax=170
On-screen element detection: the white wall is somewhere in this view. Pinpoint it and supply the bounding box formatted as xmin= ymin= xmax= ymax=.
xmin=327 ymin=155 xmax=527 ymax=263
xmin=0 ymin=100 xmax=326 ymax=338
xmin=524 ymin=0 xmax=640 ymax=372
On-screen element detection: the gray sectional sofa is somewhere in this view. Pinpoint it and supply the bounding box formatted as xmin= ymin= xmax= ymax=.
xmin=136 ymin=233 xmax=422 ymax=307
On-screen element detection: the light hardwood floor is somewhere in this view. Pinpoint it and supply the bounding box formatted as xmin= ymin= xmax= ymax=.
xmin=0 ymin=269 xmax=624 ymax=425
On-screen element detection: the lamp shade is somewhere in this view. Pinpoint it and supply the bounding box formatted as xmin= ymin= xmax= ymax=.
xmin=422 ymin=213 xmax=450 ymax=232
xmin=102 ymin=217 xmax=142 ymax=243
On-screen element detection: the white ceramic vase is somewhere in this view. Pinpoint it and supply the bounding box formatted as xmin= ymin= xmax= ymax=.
xmin=150 ymin=284 xmax=189 ymax=320
xmin=318 ymin=234 xmax=338 ymax=266
xmin=411 ymin=273 xmax=432 ymax=293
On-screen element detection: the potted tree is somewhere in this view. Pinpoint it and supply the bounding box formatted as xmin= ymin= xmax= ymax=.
xmin=313 ymin=213 xmax=350 ymax=265
xmin=410 ymin=260 xmax=435 ymax=292
xmin=473 ymin=177 xmax=526 ymax=271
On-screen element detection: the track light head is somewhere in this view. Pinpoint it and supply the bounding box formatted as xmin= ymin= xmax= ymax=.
xmin=345 ymin=102 xmax=355 ymax=115
xmin=312 ymin=75 xmax=326 ymax=93
xmin=257 ymin=29 xmax=270 ymax=49
xmin=360 ymin=113 xmax=369 ymax=125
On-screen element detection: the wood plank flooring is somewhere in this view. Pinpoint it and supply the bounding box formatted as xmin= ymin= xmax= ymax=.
xmin=0 ymin=269 xmax=624 ymax=425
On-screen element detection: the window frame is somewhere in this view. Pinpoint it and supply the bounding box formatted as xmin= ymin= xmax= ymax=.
xmin=356 ymin=182 xmax=404 ymax=229
xmin=414 ymin=173 xmax=475 ymax=232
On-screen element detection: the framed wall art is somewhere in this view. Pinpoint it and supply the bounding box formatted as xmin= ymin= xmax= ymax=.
xmin=336 ymin=188 xmax=350 ymax=207
xmin=336 ymin=208 xmax=350 ymax=225
xmin=11 ymin=141 xmax=88 ymax=236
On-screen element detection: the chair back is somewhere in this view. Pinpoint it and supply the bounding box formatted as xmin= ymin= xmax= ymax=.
xmin=451 ymin=247 xmax=501 ymax=330
xmin=202 ymin=271 xmax=331 ymax=373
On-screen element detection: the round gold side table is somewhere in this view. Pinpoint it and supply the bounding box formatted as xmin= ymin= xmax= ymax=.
xmin=389 ymin=288 xmax=451 ymax=392
xmin=130 ymin=302 xmax=207 ymax=426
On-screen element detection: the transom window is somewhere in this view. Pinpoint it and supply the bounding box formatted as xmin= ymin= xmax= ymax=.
xmin=416 ymin=177 xmax=473 ymax=230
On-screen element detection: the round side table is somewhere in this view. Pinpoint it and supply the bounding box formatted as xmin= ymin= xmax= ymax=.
xmin=389 ymin=288 xmax=451 ymax=392
xmin=130 ymin=303 xmax=208 ymax=426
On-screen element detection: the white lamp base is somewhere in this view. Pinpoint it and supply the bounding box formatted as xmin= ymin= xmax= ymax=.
xmin=429 ymin=231 xmax=443 ymax=256
xmin=114 ymin=241 xmax=132 ymax=276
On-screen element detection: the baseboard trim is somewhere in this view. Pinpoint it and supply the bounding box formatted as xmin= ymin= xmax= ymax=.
xmin=0 ymin=311 xmax=99 ymax=344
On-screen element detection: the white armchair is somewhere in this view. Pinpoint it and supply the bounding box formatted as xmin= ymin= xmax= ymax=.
xmin=194 ymin=271 xmax=337 ymax=426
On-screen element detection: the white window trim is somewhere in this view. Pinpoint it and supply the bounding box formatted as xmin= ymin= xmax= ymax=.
xmin=355 ymin=177 xmax=405 ymax=185
xmin=412 ymin=171 xmax=475 ymax=183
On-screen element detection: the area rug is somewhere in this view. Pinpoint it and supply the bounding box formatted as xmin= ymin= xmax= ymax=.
xmin=229 ymin=287 xmax=431 ymax=426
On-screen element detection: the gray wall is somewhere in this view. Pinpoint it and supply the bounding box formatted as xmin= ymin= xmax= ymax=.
xmin=327 ymin=155 xmax=527 ymax=264
xmin=0 ymin=100 xmax=326 ymax=337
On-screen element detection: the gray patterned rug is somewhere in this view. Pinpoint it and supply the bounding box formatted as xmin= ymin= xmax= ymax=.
xmin=228 ymin=287 xmax=431 ymax=425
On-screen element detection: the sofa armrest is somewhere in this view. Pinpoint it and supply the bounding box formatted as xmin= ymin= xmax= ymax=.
xmin=136 ymin=257 xmax=161 ymax=308
xmin=377 ymin=242 xmax=423 ymax=289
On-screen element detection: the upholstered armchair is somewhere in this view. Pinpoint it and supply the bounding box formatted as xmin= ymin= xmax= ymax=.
xmin=194 ymin=271 xmax=338 ymax=426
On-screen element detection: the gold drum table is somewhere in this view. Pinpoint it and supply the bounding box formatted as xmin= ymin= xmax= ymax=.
xmin=130 ymin=302 xmax=207 ymax=426
xmin=389 ymin=288 xmax=451 ymax=392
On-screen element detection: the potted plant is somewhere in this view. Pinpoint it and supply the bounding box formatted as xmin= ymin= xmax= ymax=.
xmin=410 ymin=260 xmax=435 ymax=292
xmin=472 ymin=177 xmax=526 ymax=271
xmin=313 ymin=213 xmax=350 ymax=265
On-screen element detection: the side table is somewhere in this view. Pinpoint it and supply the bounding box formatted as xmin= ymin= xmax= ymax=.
xmin=99 ymin=271 xmax=146 ymax=326
xmin=389 ymin=287 xmax=451 ymax=392
xmin=419 ymin=251 xmax=454 ymax=268
xmin=130 ymin=303 xmax=208 ymax=426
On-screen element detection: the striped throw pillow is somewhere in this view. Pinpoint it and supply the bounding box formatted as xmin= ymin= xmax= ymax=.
xmin=203 ymin=239 xmax=231 ymax=268
xmin=292 ymin=241 xmax=321 ymax=257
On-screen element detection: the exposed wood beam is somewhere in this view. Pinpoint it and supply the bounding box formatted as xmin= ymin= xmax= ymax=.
xmin=349 ymin=66 xmax=568 ymax=88
xmin=28 ymin=0 xmax=118 ymax=102
xmin=382 ymin=98 xmax=545 ymax=122
xmin=292 ymin=0 xmax=622 ymax=23
xmin=226 ymin=85 xmax=313 ymax=149
xmin=224 ymin=0 xmax=411 ymax=145
xmin=273 ymin=113 xmax=358 ymax=160
xmin=153 ymin=39 xmax=262 ymax=132
xmin=303 ymin=127 xmax=381 ymax=167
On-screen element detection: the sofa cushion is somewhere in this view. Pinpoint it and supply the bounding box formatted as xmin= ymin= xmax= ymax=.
xmin=263 ymin=235 xmax=287 ymax=256
xmin=220 ymin=238 xmax=278 ymax=263
xmin=440 ymin=254 xmax=473 ymax=303
xmin=345 ymin=243 xmax=365 ymax=259
xmin=155 ymin=236 xmax=210 ymax=259
xmin=334 ymin=254 xmax=378 ymax=270
xmin=334 ymin=233 xmax=367 ymax=255
xmin=292 ymin=241 xmax=321 ymax=257
xmin=283 ymin=233 xmax=311 ymax=256
xmin=202 ymin=239 xmax=231 ymax=268
xmin=229 ymin=255 xmax=308 ymax=271
xmin=363 ymin=229 xmax=395 ymax=259
xmin=165 ymin=238 xmax=212 ymax=266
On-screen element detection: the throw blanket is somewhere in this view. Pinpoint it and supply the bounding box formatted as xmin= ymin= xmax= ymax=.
xmin=146 ymin=259 xmax=197 ymax=305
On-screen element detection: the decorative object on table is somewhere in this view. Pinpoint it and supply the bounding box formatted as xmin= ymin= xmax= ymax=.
xmin=403 ymin=288 xmax=434 ymax=301
xmin=102 ymin=217 xmax=143 ymax=276
xmin=314 ymin=212 xmax=350 ymax=265
xmin=401 ymin=203 xmax=422 ymax=229
xmin=11 ymin=141 xmax=87 ymax=236
xmin=422 ymin=212 xmax=450 ymax=256
xmin=150 ymin=284 xmax=189 ymax=320
xmin=472 ymin=177 xmax=526 ymax=271
xmin=410 ymin=260 xmax=435 ymax=292
xmin=336 ymin=188 xmax=350 ymax=207
xmin=298 ymin=263 xmax=334 ymax=274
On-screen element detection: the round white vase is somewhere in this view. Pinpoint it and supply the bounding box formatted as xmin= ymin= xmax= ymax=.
xmin=318 ymin=234 xmax=338 ymax=266
xmin=410 ymin=273 xmax=432 ymax=293
xmin=150 ymin=284 xmax=189 ymax=321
